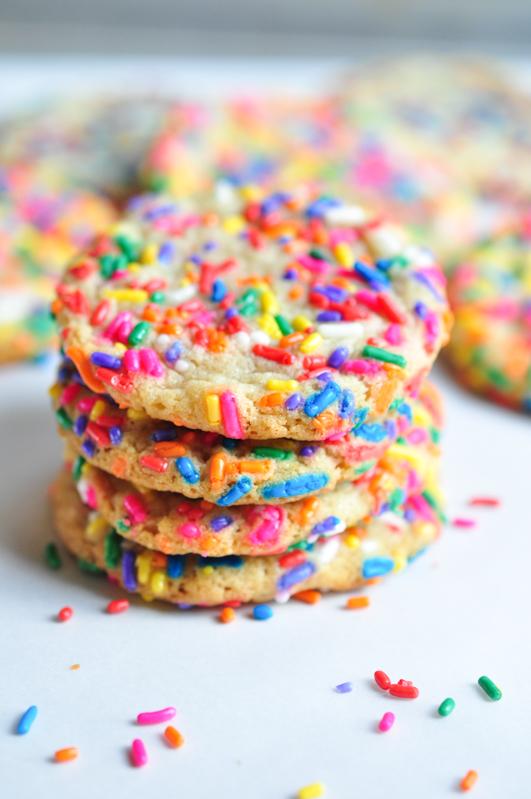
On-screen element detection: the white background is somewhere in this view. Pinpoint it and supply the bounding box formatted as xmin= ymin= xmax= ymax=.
xmin=1 ymin=58 xmax=531 ymax=799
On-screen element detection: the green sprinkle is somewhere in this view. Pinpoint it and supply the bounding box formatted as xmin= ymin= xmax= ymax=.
xmin=114 ymin=234 xmax=139 ymax=262
xmin=239 ymin=303 xmax=259 ymax=317
xmin=150 ymin=291 xmax=165 ymax=304
xmin=104 ymin=529 xmax=122 ymax=569
xmin=438 ymin=697 xmax=455 ymax=716
xmin=236 ymin=288 xmax=260 ymax=307
xmin=389 ymin=487 xmax=406 ymax=511
xmin=478 ymin=676 xmax=502 ymax=701
xmin=115 ymin=519 xmax=130 ymax=533
xmin=149 ymin=172 xmax=169 ymax=192
xmin=56 ymin=407 xmax=73 ymax=430
xmin=353 ymin=460 xmax=376 ymax=476
xmin=77 ymin=558 xmax=105 ymax=575
xmin=422 ymin=490 xmax=447 ymax=523
xmin=362 ymin=345 xmax=407 ymax=369
xmin=430 ymin=427 xmax=441 ymax=444
xmin=486 ymin=368 xmax=511 ymax=390
xmin=253 ymin=447 xmax=292 ymax=460
xmin=45 ymin=542 xmax=62 ymax=570
xmin=128 ymin=321 xmax=150 ymax=347
xmin=309 ymin=247 xmax=332 ymax=263
xmin=73 ymin=455 xmax=86 ymax=482
xmin=275 ymin=315 xmax=294 ymax=336
xmin=100 ymin=254 xmax=118 ymax=279
xmin=389 ymin=398 xmax=402 ymax=410
xmin=396 ymin=436 xmax=407 ymax=445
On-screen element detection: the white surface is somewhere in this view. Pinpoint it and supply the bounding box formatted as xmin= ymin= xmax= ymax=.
xmin=2 ymin=57 xmax=531 ymax=799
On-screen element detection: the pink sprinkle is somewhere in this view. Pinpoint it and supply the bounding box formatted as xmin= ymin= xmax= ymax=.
xmin=86 ymin=485 xmax=97 ymax=510
xmin=178 ymin=523 xmax=201 ymax=539
xmin=220 ymin=391 xmax=243 ymax=438
xmin=60 ymin=383 xmax=81 ymax=406
xmin=470 ymin=497 xmax=500 ymax=507
xmin=297 ymin=254 xmax=332 ymax=274
xmin=124 ymin=349 xmax=140 ymax=372
xmin=131 ymin=738 xmax=148 ymax=767
xmin=139 ymin=348 xmax=159 ymax=375
xmin=379 ymin=712 xmax=395 ymax=732
xmin=453 ymin=518 xmax=476 ymax=528
xmin=77 ymin=395 xmax=98 ymax=414
xmin=355 ymin=289 xmax=379 ymax=312
xmin=116 ymin=319 xmax=133 ymax=344
xmin=248 ymin=506 xmax=284 ymax=545
xmin=137 ymin=707 xmax=176 ymax=725
xmin=384 ymin=324 xmax=402 ymax=345
xmin=123 ymin=494 xmax=147 ymax=524
xmin=104 ymin=311 xmax=133 ymax=341
xmin=406 ymin=428 xmax=429 ymax=445
xmin=342 ymin=359 xmax=382 ymax=375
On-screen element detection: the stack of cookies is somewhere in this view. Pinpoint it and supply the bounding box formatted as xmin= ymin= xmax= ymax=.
xmin=50 ymin=186 xmax=451 ymax=607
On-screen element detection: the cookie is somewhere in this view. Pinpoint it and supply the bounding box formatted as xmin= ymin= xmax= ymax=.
xmin=53 ymin=466 xmax=442 ymax=606
xmin=54 ymin=188 xmax=451 ymax=441
xmin=445 ymin=218 xmax=531 ymax=412
xmin=63 ymin=402 xmax=441 ymax=557
xmin=52 ymin=349 xmax=443 ymax=502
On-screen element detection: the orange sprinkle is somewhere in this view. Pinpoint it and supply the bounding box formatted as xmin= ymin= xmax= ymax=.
xmin=220 ymin=607 xmax=236 ymax=623
xmin=299 ymin=496 xmax=321 ymax=526
xmin=142 ymin=305 xmax=161 ymax=323
xmin=237 ymin=460 xmax=270 ymax=475
xmin=164 ymin=726 xmax=185 ymax=747
xmin=288 ymin=285 xmax=305 ymax=301
xmin=181 ymin=431 xmax=197 ymax=444
xmin=66 ymin=345 xmax=106 ymax=394
xmin=258 ymin=392 xmax=284 ymax=408
xmin=346 ymin=596 xmax=371 ymax=610
xmin=157 ymin=323 xmax=182 ymax=336
xmin=313 ymin=410 xmax=337 ymax=435
xmin=203 ymin=212 xmax=219 ymax=226
xmin=153 ymin=441 xmax=187 ymax=458
xmin=151 ymin=552 xmax=167 ymax=569
xmin=461 ymin=771 xmax=478 ymax=791
xmin=111 ymin=457 xmax=128 ymax=478
xmin=51 ymin=298 xmax=64 ymax=315
xmin=70 ymin=664 xmax=80 ymax=670
xmin=293 ymin=590 xmax=321 ymax=605
xmin=201 ymin=536 xmax=218 ymax=551
xmin=365 ymin=577 xmax=382 ymax=586
xmin=279 ymin=332 xmax=305 ymax=348
xmin=55 ymin=747 xmax=79 ymax=762
xmin=210 ymin=452 xmax=226 ymax=487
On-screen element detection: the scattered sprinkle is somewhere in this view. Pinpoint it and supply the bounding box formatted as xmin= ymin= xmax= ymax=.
xmin=453 ymin=518 xmax=476 ymax=528
xmin=17 ymin=706 xmax=38 ymax=735
xmin=461 ymin=770 xmax=478 ymax=791
xmin=55 ymin=747 xmax=78 ymax=763
xmin=478 ymin=675 xmax=502 ymax=701
xmin=335 ymin=682 xmax=353 ymax=693
xmin=164 ymin=726 xmax=185 ymax=748
xmin=389 ymin=682 xmax=419 ymax=698
xmin=58 ymin=606 xmax=73 ymax=622
xmin=298 ymin=783 xmax=325 ymax=799
xmin=470 ymin=497 xmax=499 ymax=507
xmin=131 ymin=738 xmax=148 ymax=767
xmin=293 ymin=590 xmax=322 ymax=605
xmin=346 ymin=596 xmax=370 ymax=610
xmin=70 ymin=664 xmax=80 ymax=670
xmin=374 ymin=670 xmax=391 ymax=691
xmin=253 ymin=604 xmax=273 ymax=621
xmin=379 ymin=712 xmax=395 ymax=732
xmin=137 ymin=707 xmax=176 ymax=725
xmin=107 ymin=598 xmax=130 ymax=614
xmin=45 ymin=542 xmax=62 ymax=570
xmin=438 ymin=697 xmax=456 ymax=716
xmin=220 ymin=607 xmax=236 ymax=623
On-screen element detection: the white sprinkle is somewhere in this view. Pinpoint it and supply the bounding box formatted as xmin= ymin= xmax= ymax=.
xmin=404 ymin=244 xmax=435 ymax=267
xmin=250 ymin=330 xmax=270 ymax=346
xmin=324 ymin=205 xmax=367 ymax=226
xmin=234 ymin=331 xmax=251 ymax=350
xmin=154 ymin=334 xmax=172 ymax=352
xmin=360 ymin=539 xmax=379 ymax=554
xmin=215 ymin=179 xmax=238 ymax=208
xmin=318 ymin=322 xmax=363 ymax=339
xmin=366 ymin=225 xmax=404 ymax=258
xmin=275 ymin=591 xmax=291 ymax=604
xmin=166 ymin=285 xmax=197 ymax=305
xmin=312 ymin=536 xmax=341 ymax=564
xmin=322 ymin=520 xmax=346 ymax=537
xmin=174 ymin=360 xmax=190 ymax=373
xmin=378 ymin=511 xmax=407 ymax=532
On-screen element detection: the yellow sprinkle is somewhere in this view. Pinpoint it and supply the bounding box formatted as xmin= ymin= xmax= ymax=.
xmin=417 ymin=522 xmax=437 ymax=538
xmin=240 ymin=184 xmax=262 ymax=202
xmin=260 ymin=290 xmax=280 ymax=315
xmin=49 ymin=382 xmax=62 ymax=400
xmin=386 ymin=443 xmax=424 ymax=471
xmin=393 ymin=553 xmax=407 ymax=572
xmin=127 ymin=408 xmax=150 ymax=421
xmin=333 ymin=242 xmax=353 ymax=267
xmin=344 ymin=533 xmax=361 ymax=549
xmin=206 ymin=394 xmax=221 ymax=424
xmin=267 ymin=379 xmax=298 ymax=392
xmin=151 ymin=571 xmax=166 ymax=596
xmin=293 ymin=315 xmax=313 ymax=332
xmin=222 ymin=215 xmax=246 ymax=234
xmin=140 ymin=593 xmax=154 ymax=602
xmin=90 ymin=399 xmax=107 ymax=421
xmin=412 ymin=404 xmax=432 ymax=427
xmin=136 ymin=552 xmax=152 ymax=585
xmin=141 ymin=243 xmax=158 ymax=264
xmin=85 ymin=515 xmax=110 ymax=542
xmin=202 ymin=566 xmax=214 ymax=576
xmin=114 ymin=343 xmax=126 ymax=355
xmin=299 ymin=332 xmax=322 ymax=354
xmin=298 ymin=783 xmax=325 ymax=799
xmin=102 ymin=289 xmax=148 ymax=303
xmin=257 ymin=314 xmax=282 ymax=339
xmin=127 ymin=263 xmax=141 ymax=274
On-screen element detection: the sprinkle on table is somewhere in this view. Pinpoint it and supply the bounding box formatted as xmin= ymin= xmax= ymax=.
xmin=131 ymin=739 xmax=148 ymax=767
xmin=220 ymin=607 xmax=236 ymax=623
xmin=55 ymin=747 xmax=78 ymax=763
xmin=438 ymin=697 xmax=456 ymax=716
xmin=346 ymin=596 xmax=370 ymax=609
xmin=298 ymin=783 xmax=325 ymax=799
xmin=374 ymin=670 xmax=391 ymax=691
xmin=253 ymin=605 xmax=273 ymax=621
xmin=17 ymin=706 xmax=38 ymax=734
xmin=58 ymin=606 xmax=73 ymax=622
xmin=45 ymin=542 xmax=62 ymax=570
xmin=478 ymin=675 xmax=502 ymax=700
xmin=164 ymin=726 xmax=185 ymax=748
xmin=379 ymin=712 xmax=395 ymax=732
xmin=335 ymin=682 xmax=353 ymax=693
xmin=470 ymin=497 xmax=500 ymax=506
xmin=461 ymin=770 xmax=478 ymax=791
xmin=137 ymin=707 xmax=176 ymax=725
xmin=107 ymin=598 xmax=130 ymax=614
xmin=453 ymin=518 xmax=476 ymax=528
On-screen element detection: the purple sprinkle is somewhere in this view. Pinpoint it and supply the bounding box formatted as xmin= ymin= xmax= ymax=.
xmin=414 ymin=301 xmax=429 ymax=319
xmin=81 ymin=439 xmax=96 ymax=458
xmin=404 ymin=508 xmax=416 ymax=522
xmin=178 ymin=603 xmax=193 ymax=609
xmin=189 ymin=254 xmax=202 ymax=264
xmin=90 ymin=352 xmax=122 ymax=370
xmin=335 ymin=682 xmax=353 ymax=694
xmin=73 ymin=415 xmax=88 ymax=436
xmin=203 ymin=240 xmax=216 ymax=251
xmin=151 ymin=428 xmax=178 ymax=442
xmin=165 ymin=342 xmax=183 ymax=364
xmin=317 ymin=311 xmax=342 ymax=322
xmin=225 ymin=308 xmax=239 ymax=320
xmin=285 ymin=393 xmax=303 ymax=410
xmin=413 ymin=271 xmax=444 ymax=302
xmin=210 ymin=516 xmax=233 ymax=532
xmin=314 ymin=285 xmax=348 ymax=303
xmin=109 ymin=426 xmax=123 ymax=445
xmin=283 ymin=269 xmax=298 ymax=280
xmin=121 ymin=549 xmax=137 ymax=591
xmin=158 ymin=241 xmax=175 ymax=265
xmin=300 ymin=445 xmax=318 ymax=457
xmin=316 ymin=371 xmax=332 ymax=383
xmin=276 ymin=561 xmax=316 ymax=592
xmin=312 ymin=516 xmax=340 ymax=536
xmin=327 ymin=346 xmax=349 ymax=369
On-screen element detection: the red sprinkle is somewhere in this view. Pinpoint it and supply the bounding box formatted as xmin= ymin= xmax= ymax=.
xmin=95 ymin=368 xmax=134 ymax=394
xmin=58 ymin=606 xmax=73 ymax=622
xmin=278 ymin=550 xmax=307 ymax=569
xmin=107 ymin=599 xmax=130 ymax=614
xmin=85 ymin=421 xmax=111 ymax=447
xmin=90 ymin=299 xmax=111 ymax=326
xmin=252 ymin=344 xmax=296 ymax=366
xmin=140 ymin=455 xmax=169 ymax=473
xmin=374 ymin=670 xmax=391 ymax=691
xmin=453 ymin=518 xmax=476 ymax=528
xmin=389 ymin=683 xmax=419 ymax=698
xmin=470 ymin=497 xmax=500 ymax=507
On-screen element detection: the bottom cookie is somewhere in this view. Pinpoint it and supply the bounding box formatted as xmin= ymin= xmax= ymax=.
xmin=52 ymin=467 xmax=442 ymax=606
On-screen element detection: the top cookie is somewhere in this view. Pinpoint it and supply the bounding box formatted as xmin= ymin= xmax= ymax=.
xmin=55 ymin=187 xmax=451 ymax=440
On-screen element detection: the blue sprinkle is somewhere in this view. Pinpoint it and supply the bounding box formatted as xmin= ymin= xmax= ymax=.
xmin=414 ymin=301 xmax=429 ymax=319
xmin=397 ymin=402 xmax=412 ymax=423
xmin=376 ymin=258 xmax=394 ymax=271
xmin=304 ymin=381 xmax=341 ymax=417
xmin=165 ymin=342 xmax=183 ymax=364
xmin=176 ymin=457 xmax=200 ymax=484
xmin=351 ymin=407 xmax=369 ymax=430
xmin=262 ymin=473 xmax=328 ymax=500
xmin=90 ymin=352 xmax=122 ymax=370
xmin=314 ymin=285 xmax=348 ymax=303
xmin=17 ymin=706 xmax=38 ymax=734
xmin=73 ymin=415 xmax=88 ymax=436
xmin=222 ymin=438 xmax=238 ymax=450
xmin=327 ymin=346 xmax=349 ymax=369
xmin=109 ymin=426 xmax=123 ymax=446
xmin=178 ymin=603 xmax=193 ymax=609
xmin=210 ymin=515 xmax=233 ymax=532
xmin=354 ymin=261 xmax=390 ymax=289
xmin=203 ymin=240 xmax=217 ymax=251
xmin=217 ymin=477 xmax=253 ymax=506
xmin=253 ymin=604 xmax=274 ymax=620
xmin=338 ymin=389 xmax=355 ymax=419
xmin=285 ymin=392 xmax=303 ymax=411
xmin=300 ymin=445 xmax=318 ymax=457
xmin=335 ymin=683 xmax=353 ymax=694
xmin=143 ymin=203 xmax=177 ymax=221
xmin=158 ymin=240 xmax=176 ymax=265
xmin=362 ymin=557 xmax=394 ymax=579
xmin=57 ymin=366 xmax=72 ymax=382
xmin=225 ymin=307 xmax=239 ymax=320
xmin=305 ymin=196 xmax=341 ymax=218
xmin=211 ymin=280 xmax=227 ymax=303
xmin=357 ymin=423 xmax=387 ymax=442
xmin=317 ymin=310 xmax=342 ymax=322
xmin=276 ymin=561 xmax=316 ymax=592
xmin=81 ymin=439 xmax=96 ymax=458
xmin=167 ymin=554 xmax=184 ymax=578
xmin=312 ymin=516 xmax=341 ymax=537
xmin=121 ymin=549 xmax=137 ymax=591
xmin=151 ymin=427 xmax=178 ymax=442
xmin=198 ymin=555 xmax=243 ymax=568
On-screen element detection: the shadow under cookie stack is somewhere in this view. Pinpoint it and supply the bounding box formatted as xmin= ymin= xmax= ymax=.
xmin=50 ymin=185 xmax=451 ymax=610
